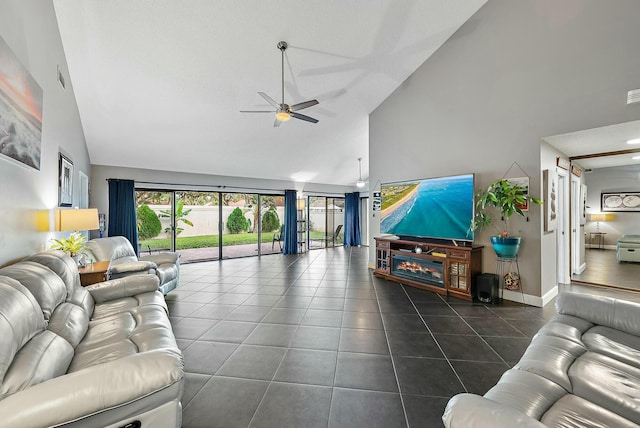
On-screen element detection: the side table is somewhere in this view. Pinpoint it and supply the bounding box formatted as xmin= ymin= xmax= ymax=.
xmin=78 ymin=260 xmax=111 ymax=287
xmin=589 ymin=232 xmax=606 ymax=249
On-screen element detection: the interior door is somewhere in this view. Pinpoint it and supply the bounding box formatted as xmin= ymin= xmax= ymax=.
xmin=557 ymin=171 xmax=570 ymax=284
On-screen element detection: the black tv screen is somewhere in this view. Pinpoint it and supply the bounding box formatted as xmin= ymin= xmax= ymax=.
xmin=380 ymin=174 xmax=475 ymax=242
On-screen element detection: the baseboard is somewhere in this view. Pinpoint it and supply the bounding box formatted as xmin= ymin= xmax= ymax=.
xmin=500 ymin=288 xmax=544 ymax=307
xmin=585 ymin=244 xmax=616 ymax=250
xmin=541 ymin=286 xmax=559 ymax=307
xmin=574 ymin=262 xmax=586 ymax=275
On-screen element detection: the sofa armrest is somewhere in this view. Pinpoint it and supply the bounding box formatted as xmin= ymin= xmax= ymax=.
xmin=442 ymin=394 xmax=547 ymax=428
xmin=86 ymin=274 xmax=160 ymax=303
xmin=140 ymin=252 xmax=180 ymax=266
xmin=0 ymin=348 xmax=183 ymax=428
xmin=109 ymin=260 xmax=157 ymax=275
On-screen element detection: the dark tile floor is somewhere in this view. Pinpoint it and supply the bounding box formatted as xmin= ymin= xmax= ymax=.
xmin=167 ymin=247 xmax=556 ymax=428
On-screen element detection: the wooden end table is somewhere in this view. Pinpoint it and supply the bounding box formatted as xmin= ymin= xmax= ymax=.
xmin=78 ymin=260 xmax=111 ymax=287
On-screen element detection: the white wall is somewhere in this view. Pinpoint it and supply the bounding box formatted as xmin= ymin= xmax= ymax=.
xmin=369 ymin=0 xmax=640 ymax=302
xmin=90 ymin=164 xmax=353 ymax=236
xmin=0 ymin=0 xmax=89 ymax=265
xmin=584 ymin=165 xmax=640 ymax=246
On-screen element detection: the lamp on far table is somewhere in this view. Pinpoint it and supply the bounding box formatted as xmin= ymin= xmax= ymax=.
xmin=588 ymin=213 xmax=615 ymax=232
xmin=55 ymin=208 xmax=100 ymax=232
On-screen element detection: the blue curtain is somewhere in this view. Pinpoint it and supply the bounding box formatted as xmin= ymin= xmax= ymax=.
xmin=108 ymin=179 xmax=139 ymax=255
xmin=344 ymin=192 xmax=361 ymax=247
xmin=282 ymin=190 xmax=298 ymax=255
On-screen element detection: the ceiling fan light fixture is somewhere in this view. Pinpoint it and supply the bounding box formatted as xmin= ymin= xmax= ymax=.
xmin=276 ymin=111 xmax=291 ymax=121
xmin=356 ymin=179 xmax=365 ymax=188
xmin=626 ymin=138 xmax=640 ymax=145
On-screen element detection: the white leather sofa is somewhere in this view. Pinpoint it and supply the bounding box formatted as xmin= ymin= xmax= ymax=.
xmin=443 ymin=292 xmax=640 ymax=427
xmin=0 ymin=250 xmax=184 ymax=428
xmin=86 ymin=236 xmax=180 ymax=295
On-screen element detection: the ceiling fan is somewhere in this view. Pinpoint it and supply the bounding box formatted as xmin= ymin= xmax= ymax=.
xmin=241 ymin=41 xmax=319 ymax=127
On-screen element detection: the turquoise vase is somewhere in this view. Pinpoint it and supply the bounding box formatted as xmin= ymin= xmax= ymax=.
xmin=490 ymin=236 xmax=521 ymax=258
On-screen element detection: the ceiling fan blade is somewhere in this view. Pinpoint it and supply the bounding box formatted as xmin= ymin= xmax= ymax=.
xmin=290 ymin=112 xmax=319 ymax=124
xmin=274 ymin=118 xmax=281 ymax=127
xmin=289 ymin=99 xmax=319 ymax=111
xmin=240 ymin=110 xmax=274 ymax=113
xmin=258 ymin=92 xmax=280 ymax=109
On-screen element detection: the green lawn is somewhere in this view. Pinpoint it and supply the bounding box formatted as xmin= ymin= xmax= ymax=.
xmin=140 ymin=232 xmax=277 ymax=250
xmin=140 ymin=231 xmax=339 ymax=251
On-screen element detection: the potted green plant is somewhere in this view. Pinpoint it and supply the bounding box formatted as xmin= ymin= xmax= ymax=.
xmin=472 ymin=179 xmax=542 ymax=258
xmin=50 ymin=232 xmax=88 ymax=264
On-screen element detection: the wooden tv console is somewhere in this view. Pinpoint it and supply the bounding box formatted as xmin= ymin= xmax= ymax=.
xmin=374 ymin=237 xmax=483 ymax=301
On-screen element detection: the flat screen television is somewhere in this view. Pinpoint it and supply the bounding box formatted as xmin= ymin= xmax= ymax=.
xmin=380 ymin=173 xmax=475 ymax=242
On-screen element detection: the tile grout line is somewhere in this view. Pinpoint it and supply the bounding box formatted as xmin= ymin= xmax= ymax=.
xmin=372 ymin=270 xmax=411 ymax=428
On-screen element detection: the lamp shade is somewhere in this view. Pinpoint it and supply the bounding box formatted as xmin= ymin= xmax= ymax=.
xmin=588 ymin=213 xmax=616 ymax=222
xmin=296 ymin=199 xmax=305 ymax=211
xmin=55 ymin=208 xmax=99 ymax=232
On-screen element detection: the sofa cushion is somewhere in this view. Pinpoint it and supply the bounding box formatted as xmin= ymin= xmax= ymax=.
xmin=70 ymin=304 xmax=176 ymax=372
xmin=583 ymin=325 xmax=640 ymax=370
xmin=541 ymin=394 xmax=639 ymax=428
xmin=24 ymin=251 xmax=81 ymax=300
xmin=513 ymin=334 xmax=587 ymax=391
xmin=86 ymin=236 xmax=138 ymax=263
xmin=0 ymin=262 xmax=67 ymax=321
xmin=48 ymin=303 xmax=90 ymax=348
xmin=0 ymin=330 xmax=74 ymax=399
xmin=0 ymin=277 xmax=46 ymax=385
xmin=557 ymin=292 xmax=640 ymax=337
xmin=569 ymin=351 xmax=640 ymax=424
xmin=484 ymin=369 xmax=568 ymax=419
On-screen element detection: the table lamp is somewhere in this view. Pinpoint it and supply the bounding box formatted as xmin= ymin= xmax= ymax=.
xmin=588 ymin=213 xmax=615 ymax=232
xmin=54 ymin=208 xmax=100 ymax=232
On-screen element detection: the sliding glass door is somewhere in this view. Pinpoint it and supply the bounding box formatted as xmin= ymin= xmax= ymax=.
xmin=307 ymin=196 xmax=345 ymax=249
xmin=174 ymin=192 xmax=220 ymax=262
xmin=136 ymin=189 xmax=285 ymax=262
xmin=136 ymin=190 xmax=174 ymax=255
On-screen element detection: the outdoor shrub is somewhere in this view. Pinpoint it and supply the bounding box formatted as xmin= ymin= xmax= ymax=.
xmin=227 ymin=207 xmax=249 ymax=234
xmin=137 ymin=205 xmax=162 ymax=240
xmin=262 ymin=206 xmax=280 ymax=232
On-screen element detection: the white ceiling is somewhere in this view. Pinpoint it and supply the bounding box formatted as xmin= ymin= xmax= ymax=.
xmin=544 ymin=120 xmax=640 ymax=170
xmin=52 ymin=0 xmax=486 ymax=187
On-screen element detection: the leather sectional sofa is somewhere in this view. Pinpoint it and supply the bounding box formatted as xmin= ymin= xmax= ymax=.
xmin=0 ymin=250 xmax=184 ymax=427
xmin=86 ymin=236 xmax=180 ymax=295
xmin=443 ymin=291 xmax=640 ymax=427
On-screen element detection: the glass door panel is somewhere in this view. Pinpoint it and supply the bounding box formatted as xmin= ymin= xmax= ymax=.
xmin=309 ymin=196 xmax=327 ymax=249
xmin=221 ymin=193 xmax=259 ymax=259
xmin=135 ymin=190 xmax=174 ymax=255
xmin=327 ymin=197 xmax=345 ymax=247
xmin=261 ymin=195 xmax=285 ymax=255
xmin=174 ymin=191 xmax=220 ymax=262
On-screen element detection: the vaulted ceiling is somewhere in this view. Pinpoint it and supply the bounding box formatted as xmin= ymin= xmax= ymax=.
xmin=53 ymin=0 xmax=487 ymax=186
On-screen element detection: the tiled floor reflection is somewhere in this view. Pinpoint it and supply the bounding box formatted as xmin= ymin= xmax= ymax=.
xmin=170 ymin=246 xmax=637 ymax=428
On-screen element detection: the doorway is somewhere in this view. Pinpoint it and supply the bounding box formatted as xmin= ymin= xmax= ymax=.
xmin=556 ymin=170 xmax=570 ymax=284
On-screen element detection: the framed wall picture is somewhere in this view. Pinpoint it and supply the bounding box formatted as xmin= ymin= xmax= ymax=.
xmin=601 ymin=192 xmax=640 ymax=212
xmin=58 ymin=153 xmax=73 ymax=206
xmin=507 ymin=177 xmax=530 ymax=211
xmin=0 ymin=36 xmax=44 ymax=170
xmin=543 ymin=169 xmax=557 ymax=232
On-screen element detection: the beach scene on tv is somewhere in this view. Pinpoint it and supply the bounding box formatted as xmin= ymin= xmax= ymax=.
xmin=380 ymin=174 xmax=475 ymax=241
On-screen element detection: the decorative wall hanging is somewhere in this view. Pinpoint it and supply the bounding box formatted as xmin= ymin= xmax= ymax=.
xmin=579 ymin=184 xmax=587 ymax=225
xmin=601 ymin=192 xmax=640 ymax=212
xmin=58 ymin=153 xmax=73 ymax=207
xmin=543 ymin=169 xmax=557 ymax=232
xmin=0 ymin=36 xmax=43 ymax=170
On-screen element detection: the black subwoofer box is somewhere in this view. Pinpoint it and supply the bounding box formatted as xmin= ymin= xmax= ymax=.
xmin=474 ymin=273 xmax=499 ymax=304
